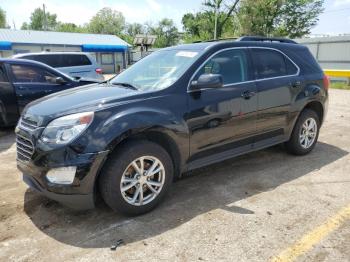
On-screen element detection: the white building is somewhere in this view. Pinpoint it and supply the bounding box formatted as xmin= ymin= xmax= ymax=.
xmin=0 ymin=29 xmax=130 ymax=73
xmin=296 ymin=35 xmax=350 ymax=70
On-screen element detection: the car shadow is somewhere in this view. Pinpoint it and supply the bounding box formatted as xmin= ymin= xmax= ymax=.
xmin=0 ymin=127 xmax=15 ymax=153
xmin=23 ymin=142 xmax=348 ymax=248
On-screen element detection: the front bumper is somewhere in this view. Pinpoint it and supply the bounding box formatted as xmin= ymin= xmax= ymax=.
xmin=23 ymin=174 xmax=95 ymax=210
xmin=17 ymin=150 xmax=109 ymax=210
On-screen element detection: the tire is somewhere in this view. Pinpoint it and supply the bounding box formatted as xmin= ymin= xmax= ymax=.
xmin=285 ymin=109 xmax=320 ymax=155
xmin=99 ymin=140 xmax=174 ymax=216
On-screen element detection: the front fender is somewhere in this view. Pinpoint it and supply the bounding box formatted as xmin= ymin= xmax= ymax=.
xmin=77 ymin=106 xmax=189 ymax=167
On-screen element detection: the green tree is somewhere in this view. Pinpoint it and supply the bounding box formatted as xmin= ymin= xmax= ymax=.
xmin=87 ymin=7 xmax=125 ymax=35
xmin=21 ymin=7 xmax=58 ymax=30
xmin=238 ymin=0 xmax=324 ymax=38
xmin=148 ymin=18 xmax=179 ymax=48
xmin=238 ymin=0 xmax=283 ymax=36
xmin=182 ymin=12 xmax=214 ymax=42
xmin=0 ymin=7 xmax=6 ymax=28
xmin=122 ymin=23 xmax=146 ymax=44
xmin=182 ymin=0 xmax=240 ymax=42
xmin=275 ymin=0 xmax=324 ymax=38
xmin=56 ymin=22 xmax=87 ymax=33
xmin=203 ymin=0 xmax=240 ymax=38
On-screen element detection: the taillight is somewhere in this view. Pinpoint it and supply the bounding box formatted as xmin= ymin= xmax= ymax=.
xmin=95 ymin=68 xmax=103 ymax=74
xmin=323 ymin=75 xmax=330 ymax=90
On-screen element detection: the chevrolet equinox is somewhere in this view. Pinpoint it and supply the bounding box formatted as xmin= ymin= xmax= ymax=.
xmin=16 ymin=37 xmax=329 ymax=215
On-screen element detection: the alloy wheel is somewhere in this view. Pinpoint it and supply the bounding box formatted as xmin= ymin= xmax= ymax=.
xmin=120 ymin=156 xmax=165 ymax=206
xmin=299 ymin=117 xmax=318 ymax=149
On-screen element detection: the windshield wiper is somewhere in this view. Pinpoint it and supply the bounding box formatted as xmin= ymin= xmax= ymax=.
xmin=110 ymin=82 xmax=138 ymax=90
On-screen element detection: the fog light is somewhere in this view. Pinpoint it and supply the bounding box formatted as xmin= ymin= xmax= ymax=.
xmin=46 ymin=166 xmax=77 ymax=185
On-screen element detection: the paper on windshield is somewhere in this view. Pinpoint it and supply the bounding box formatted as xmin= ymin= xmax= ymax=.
xmin=175 ymin=51 xmax=198 ymax=58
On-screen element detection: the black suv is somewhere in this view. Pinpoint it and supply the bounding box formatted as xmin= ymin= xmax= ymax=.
xmin=16 ymin=37 xmax=329 ymax=215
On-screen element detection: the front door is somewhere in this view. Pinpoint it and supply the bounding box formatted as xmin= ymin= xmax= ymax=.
xmin=0 ymin=63 xmax=19 ymax=125
xmin=186 ymin=48 xmax=257 ymax=167
xmin=7 ymin=63 xmax=70 ymax=113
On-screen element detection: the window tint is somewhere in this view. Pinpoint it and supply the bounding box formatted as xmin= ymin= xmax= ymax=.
xmin=195 ymin=49 xmax=251 ymax=85
xmin=61 ymin=54 xmax=92 ymax=67
xmin=11 ymin=64 xmax=59 ymax=84
xmin=0 ymin=66 xmax=8 ymax=82
xmin=24 ymin=55 xmax=60 ymax=67
xmin=252 ymin=49 xmax=297 ymax=79
xmin=285 ymin=57 xmax=298 ymax=75
xmin=22 ymin=54 xmax=92 ymax=68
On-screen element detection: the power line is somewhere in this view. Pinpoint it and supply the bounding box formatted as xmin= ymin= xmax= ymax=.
xmin=323 ymin=7 xmax=350 ymax=14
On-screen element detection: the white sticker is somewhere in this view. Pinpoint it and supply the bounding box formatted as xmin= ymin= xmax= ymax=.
xmin=176 ymin=51 xmax=198 ymax=58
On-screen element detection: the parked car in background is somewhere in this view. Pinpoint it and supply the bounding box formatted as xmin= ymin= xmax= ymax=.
xmin=16 ymin=37 xmax=328 ymax=215
xmin=0 ymin=58 xmax=97 ymax=126
xmin=13 ymin=52 xmax=104 ymax=82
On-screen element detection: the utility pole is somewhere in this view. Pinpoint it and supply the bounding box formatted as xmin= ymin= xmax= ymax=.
xmin=214 ymin=0 xmax=218 ymax=40
xmin=43 ymin=3 xmax=47 ymax=31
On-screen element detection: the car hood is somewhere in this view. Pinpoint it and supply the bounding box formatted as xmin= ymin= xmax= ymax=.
xmin=23 ymin=83 xmax=140 ymax=126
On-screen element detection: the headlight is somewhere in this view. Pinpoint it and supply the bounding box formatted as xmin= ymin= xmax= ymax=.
xmin=41 ymin=112 xmax=94 ymax=145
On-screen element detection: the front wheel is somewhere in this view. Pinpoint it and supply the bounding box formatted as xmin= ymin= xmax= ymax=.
xmin=99 ymin=140 xmax=174 ymax=216
xmin=285 ymin=109 xmax=320 ymax=155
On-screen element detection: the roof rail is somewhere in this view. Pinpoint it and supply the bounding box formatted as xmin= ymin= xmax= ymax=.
xmin=192 ymin=37 xmax=238 ymax=43
xmin=237 ymin=36 xmax=297 ymax=44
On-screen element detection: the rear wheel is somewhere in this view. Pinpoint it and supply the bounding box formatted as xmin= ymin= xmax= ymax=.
xmin=285 ymin=109 xmax=320 ymax=155
xmin=99 ymin=140 xmax=173 ymax=216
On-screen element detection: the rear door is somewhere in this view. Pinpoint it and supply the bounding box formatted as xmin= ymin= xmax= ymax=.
xmin=8 ymin=63 xmax=72 ymax=112
xmin=250 ymin=47 xmax=300 ymax=140
xmin=56 ymin=54 xmax=94 ymax=79
xmin=0 ymin=63 xmax=19 ymax=125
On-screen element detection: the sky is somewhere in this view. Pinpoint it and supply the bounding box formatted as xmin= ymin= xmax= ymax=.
xmin=1 ymin=0 xmax=350 ymax=35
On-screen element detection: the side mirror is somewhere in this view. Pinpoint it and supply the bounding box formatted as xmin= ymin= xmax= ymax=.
xmin=55 ymin=77 xmax=67 ymax=85
xmin=190 ymin=74 xmax=223 ymax=91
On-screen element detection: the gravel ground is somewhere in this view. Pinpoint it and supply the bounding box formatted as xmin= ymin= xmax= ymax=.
xmin=0 ymin=89 xmax=349 ymax=262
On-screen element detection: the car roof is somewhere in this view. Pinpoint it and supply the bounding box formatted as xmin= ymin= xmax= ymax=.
xmin=0 ymin=57 xmax=51 ymax=65
xmin=163 ymin=38 xmax=307 ymax=52
xmin=13 ymin=51 xmax=91 ymax=57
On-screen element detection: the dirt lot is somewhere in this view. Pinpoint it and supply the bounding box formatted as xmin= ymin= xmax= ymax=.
xmin=1 ymin=89 xmax=350 ymax=262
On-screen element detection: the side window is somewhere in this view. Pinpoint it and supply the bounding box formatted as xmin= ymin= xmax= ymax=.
xmin=252 ymin=49 xmax=298 ymax=79
xmin=285 ymin=57 xmax=298 ymax=75
xmin=21 ymin=55 xmax=61 ymax=68
xmin=61 ymin=55 xmax=92 ymax=67
xmin=195 ymin=49 xmax=251 ymax=85
xmin=10 ymin=64 xmax=58 ymax=84
xmin=0 ymin=65 xmax=8 ymax=82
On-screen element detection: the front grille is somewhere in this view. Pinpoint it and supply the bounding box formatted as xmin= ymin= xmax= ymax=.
xmin=19 ymin=118 xmax=39 ymax=132
xmin=16 ymin=134 xmax=34 ymax=162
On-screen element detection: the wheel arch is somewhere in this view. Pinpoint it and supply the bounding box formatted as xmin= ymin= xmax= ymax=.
xmin=303 ymin=100 xmax=324 ymax=125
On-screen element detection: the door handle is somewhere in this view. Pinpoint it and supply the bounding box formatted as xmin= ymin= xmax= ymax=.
xmin=241 ymin=90 xmax=256 ymax=100
xmin=291 ymin=81 xmax=301 ymax=88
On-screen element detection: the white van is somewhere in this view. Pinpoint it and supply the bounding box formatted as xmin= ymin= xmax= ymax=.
xmin=13 ymin=52 xmax=104 ymax=81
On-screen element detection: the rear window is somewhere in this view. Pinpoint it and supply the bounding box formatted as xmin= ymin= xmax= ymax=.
xmin=21 ymin=54 xmax=92 ymax=68
xmin=252 ymin=49 xmax=298 ymax=79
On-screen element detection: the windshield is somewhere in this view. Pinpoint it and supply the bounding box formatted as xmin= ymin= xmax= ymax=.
xmin=110 ymin=49 xmax=201 ymax=91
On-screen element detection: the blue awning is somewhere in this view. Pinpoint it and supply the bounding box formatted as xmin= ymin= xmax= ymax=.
xmin=0 ymin=41 xmax=12 ymax=50
xmin=82 ymin=44 xmax=127 ymax=52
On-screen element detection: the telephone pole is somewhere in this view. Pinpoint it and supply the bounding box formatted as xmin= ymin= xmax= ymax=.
xmin=43 ymin=4 xmax=47 ymax=31
xmin=214 ymin=0 xmax=218 ymax=40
